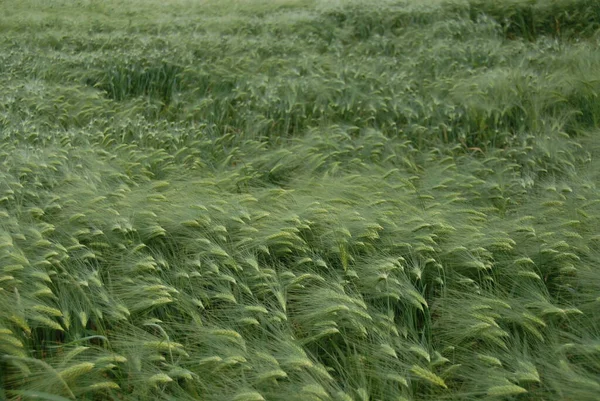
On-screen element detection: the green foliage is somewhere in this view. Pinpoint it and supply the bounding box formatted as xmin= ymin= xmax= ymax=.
xmin=466 ymin=0 xmax=600 ymax=40
xmin=0 ymin=0 xmax=599 ymax=400
xmin=90 ymin=60 xmax=183 ymax=104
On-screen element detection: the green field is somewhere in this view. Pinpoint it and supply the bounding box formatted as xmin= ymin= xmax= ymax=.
xmin=1 ymin=0 xmax=599 ymax=400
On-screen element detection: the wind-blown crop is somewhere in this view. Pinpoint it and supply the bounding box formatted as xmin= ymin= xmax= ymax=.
xmin=0 ymin=0 xmax=599 ymax=400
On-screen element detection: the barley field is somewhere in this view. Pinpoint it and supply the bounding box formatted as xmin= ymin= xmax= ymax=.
xmin=0 ymin=0 xmax=599 ymax=400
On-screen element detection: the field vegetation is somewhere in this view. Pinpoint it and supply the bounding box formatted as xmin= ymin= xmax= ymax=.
xmin=1 ymin=0 xmax=599 ymax=400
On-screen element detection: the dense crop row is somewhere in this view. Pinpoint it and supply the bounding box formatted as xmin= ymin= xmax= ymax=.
xmin=1 ymin=0 xmax=599 ymax=400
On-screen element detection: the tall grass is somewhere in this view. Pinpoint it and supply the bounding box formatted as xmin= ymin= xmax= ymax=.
xmin=0 ymin=0 xmax=599 ymax=400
